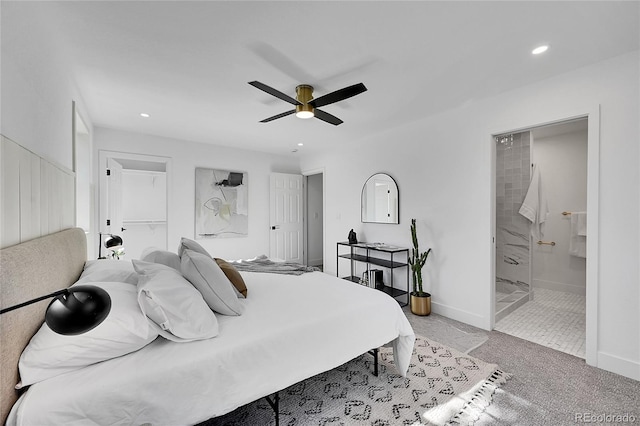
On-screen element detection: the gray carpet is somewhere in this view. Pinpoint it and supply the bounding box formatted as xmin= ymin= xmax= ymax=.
xmin=402 ymin=309 xmax=640 ymax=425
xmin=470 ymin=331 xmax=640 ymax=425
xmin=402 ymin=308 xmax=489 ymax=354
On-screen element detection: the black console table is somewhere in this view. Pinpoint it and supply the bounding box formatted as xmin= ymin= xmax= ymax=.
xmin=337 ymin=242 xmax=409 ymax=306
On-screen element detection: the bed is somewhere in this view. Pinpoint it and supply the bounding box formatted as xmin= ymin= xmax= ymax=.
xmin=1 ymin=228 xmax=415 ymax=425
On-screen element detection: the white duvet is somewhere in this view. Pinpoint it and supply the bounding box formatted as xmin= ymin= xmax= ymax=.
xmin=8 ymin=271 xmax=415 ymax=426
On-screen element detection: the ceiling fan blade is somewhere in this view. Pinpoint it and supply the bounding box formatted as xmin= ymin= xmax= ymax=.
xmin=260 ymin=110 xmax=295 ymax=123
xmin=308 ymin=83 xmax=367 ymax=108
xmin=314 ymin=109 xmax=343 ymax=126
xmin=249 ymin=81 xmax=301 ymax=106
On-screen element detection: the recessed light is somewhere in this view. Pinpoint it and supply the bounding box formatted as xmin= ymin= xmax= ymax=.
xmin=532 ymin=45 xmax=549 ymax=55
xmin=297 ymin=143 xmax=304 ymax=146
xmin=140 ymin=113 xmax=150 ymax=118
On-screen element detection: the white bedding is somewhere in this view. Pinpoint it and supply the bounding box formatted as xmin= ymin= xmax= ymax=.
xmin=8 ymin=271 xmax=415 ymax=426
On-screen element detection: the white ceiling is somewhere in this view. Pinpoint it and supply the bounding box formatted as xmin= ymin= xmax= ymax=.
xmin=4 ymin=1 xmax=639 ymax=156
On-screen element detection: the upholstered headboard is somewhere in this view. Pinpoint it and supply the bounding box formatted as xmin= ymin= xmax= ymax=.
xmin=0 ymin=227 xmax=87 ymax=423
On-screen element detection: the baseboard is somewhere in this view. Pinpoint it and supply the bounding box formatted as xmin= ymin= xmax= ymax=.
xmin=597 ymin=351 xmax=640 ymax=381
xmin=431 ymin=302 xmax=489 ymax=330
xmin=532 ymin=278 xmax=586 ymax=296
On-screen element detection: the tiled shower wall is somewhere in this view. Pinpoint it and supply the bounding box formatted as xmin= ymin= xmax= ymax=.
xmin=496 ymin=132 xmax=531 ymax=296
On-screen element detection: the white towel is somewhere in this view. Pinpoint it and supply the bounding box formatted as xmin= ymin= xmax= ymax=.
xmin=569 ymin=212 xmax=587 ymax=258
xmin=519 ymin=165 xmax=549 ymax=240
xmin=573 ymin=211 xmax=587 ymax=236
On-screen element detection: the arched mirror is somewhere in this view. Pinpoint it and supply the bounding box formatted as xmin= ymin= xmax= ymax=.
xmin=361 ymin=173 xmax=399 ymax=224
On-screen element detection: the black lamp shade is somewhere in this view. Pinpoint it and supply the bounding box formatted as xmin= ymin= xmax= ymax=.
xmin=45 ymin=285 xmax=111 ymax=335
xmin=98 ymin=233 xmax=123 ymax=259
xmin=104 ymin=235 xmax=123 ymax=249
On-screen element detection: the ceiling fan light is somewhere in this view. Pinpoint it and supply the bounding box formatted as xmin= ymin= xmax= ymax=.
xmin=296 ymin=110 xmax=314 ymax=119
xmin=295 ymin=85 xmax=315 ymax=119
xmin=295 ymin=101 xmax=314 ymax=119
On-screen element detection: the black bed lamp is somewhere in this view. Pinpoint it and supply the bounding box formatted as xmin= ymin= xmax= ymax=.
xmin=0 ymin=285 xmax=111 ymax=335
xmin=98 ymin=233 xmax=123 ymax=259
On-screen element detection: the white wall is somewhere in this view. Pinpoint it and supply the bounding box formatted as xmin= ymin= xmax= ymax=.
xmin=300 ymin=51 xmax=640 ymax=380
xmin=94 ymin=127 xmax=300 ymax=261
xmin=532 ymin=129 xmax=588 ymax=295
xmin=0 ymin=8 xmax=91 ymax=171
xmin=121 ymin=170 xmax=167 ymax=259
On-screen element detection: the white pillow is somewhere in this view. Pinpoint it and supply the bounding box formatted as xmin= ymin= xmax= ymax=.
xmin=133 ymin=260 xmax=219 ymax=342
xmin=177 ymin=237 xmax=211 ymax=258
xmin=181 ymin=250 xmax=245 ymax=316
xmin=17 ymin=281 xmax=158 ymax=388
xmin=140 ymin=247 xmax=181 ymax=271
xmin=77 ymin=259 xmax=138 ymax=285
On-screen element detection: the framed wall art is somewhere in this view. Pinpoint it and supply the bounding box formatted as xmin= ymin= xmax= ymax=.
xmin=195 ymin=168 xmax=248 ymax=238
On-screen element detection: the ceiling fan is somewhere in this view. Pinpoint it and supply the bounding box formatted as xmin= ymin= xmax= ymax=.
xmin=248 ymin=81 xmax=367 ymax=126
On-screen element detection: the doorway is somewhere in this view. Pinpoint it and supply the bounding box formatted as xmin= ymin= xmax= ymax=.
xmin=493 ymin=118 xmax=589 ymax=358
xmin=305 ymin=171 xmax=324 ymax=269
xmin=99 ymin=151 xmax=170 ymax=260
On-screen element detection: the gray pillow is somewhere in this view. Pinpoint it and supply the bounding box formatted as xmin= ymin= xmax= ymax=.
xmin=140 ymin=247 xmax=181 ymax=271
xmin=180 ymin=250 xmax=245 ymax=316
xmin=77 ymin=259 xmax=138 ymax=285
xmin=133 ymin=260 xmax=219 ymax=342
xmin=178 ymin=237 xmax=211 ymax=258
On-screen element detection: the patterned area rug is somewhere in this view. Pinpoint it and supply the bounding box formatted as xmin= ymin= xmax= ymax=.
xmin=204 ymin=335 xmax=509 ymax=426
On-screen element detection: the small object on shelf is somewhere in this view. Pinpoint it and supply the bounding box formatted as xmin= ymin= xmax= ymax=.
xmin=348 ymin=229 xmax=358 ymax=244
xmin=370 ymin=269 xmax=384 ymax=290
xmin=361 ymin=271 xmax=369 ymax=286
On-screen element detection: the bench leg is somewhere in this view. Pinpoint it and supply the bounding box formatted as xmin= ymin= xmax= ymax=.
xmin=368 ymin=347 xmax=379 ymax=376
xmin=264 ymin=392 xmax=279 ymax=426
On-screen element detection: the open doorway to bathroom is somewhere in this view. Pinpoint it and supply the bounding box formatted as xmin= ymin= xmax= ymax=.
xmin=494 ymin=118 xmax=588 ymax=358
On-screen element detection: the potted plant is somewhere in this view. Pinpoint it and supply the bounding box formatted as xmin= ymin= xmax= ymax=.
xmin=408 ymin=218 xmax=432 ymax=315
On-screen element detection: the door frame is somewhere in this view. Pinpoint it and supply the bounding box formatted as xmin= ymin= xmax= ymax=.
xmin=98 ymin=150 xmax=172 ymax=257
xmin=489 ymin=105 xmax=600 ymax=367
xmin=72 ymin=101 xmax=93 ymax=257
xmin=302 ymin=167 xmax=325 ymax=268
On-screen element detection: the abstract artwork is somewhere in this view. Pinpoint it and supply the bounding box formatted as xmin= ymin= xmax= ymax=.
xmin=195 ymin=168 xmax=248 ymax=238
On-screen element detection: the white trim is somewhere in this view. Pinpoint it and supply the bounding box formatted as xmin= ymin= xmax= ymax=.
xmin=98 ymin=150 xmax=172 ymax=254
xmin=72 ymin=101 xmax=93 ymax=257
xmin=489 ymin=105 xmax=600 ymax=368
xmin=489 ymin=135 xmax=497 ymax=331
xmin=584 ymin=105 xmax=600 ymax=368
xmin=432 ymin=301 xmax=487 ymax=330
xmin=597 ymin=352 xmax=640 ymax=381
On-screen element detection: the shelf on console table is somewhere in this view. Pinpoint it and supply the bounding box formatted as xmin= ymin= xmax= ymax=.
xmin=336 ymin=242 xmax=410 ymax=307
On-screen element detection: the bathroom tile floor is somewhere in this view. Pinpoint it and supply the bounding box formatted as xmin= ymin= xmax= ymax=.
xmin=495 ymin=287 xmax=586 ymax=358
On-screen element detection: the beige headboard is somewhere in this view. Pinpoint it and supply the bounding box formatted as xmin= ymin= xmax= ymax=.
xmin=0 ymin=227 xmax=87 ymax=423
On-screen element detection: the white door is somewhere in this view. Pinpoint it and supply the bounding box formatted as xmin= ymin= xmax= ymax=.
xmin=270 ymin=173 xmax=303 ymax=262
xmin=106 ymin=157 xmax=124 ymax=241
